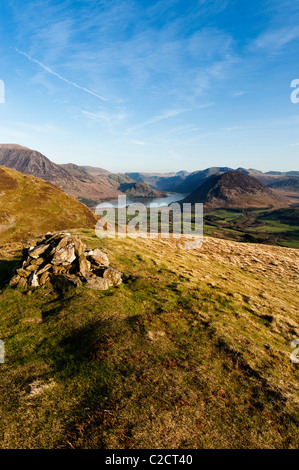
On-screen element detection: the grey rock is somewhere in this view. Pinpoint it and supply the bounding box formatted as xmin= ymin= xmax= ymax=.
xmin=26 ymin=264 xmax=40 ymax=272
xmin=72 ymin=237 xmax=86 ymax=257
xmin=9 ymin=232 xmax=122 ymax=291
xmin=16 ymin=268 xmax=31 ymax=278
xmin=37 ymin=264 xmax=52 ymax=275
xmin=9 ymin=274 xmax=20 ymax=286
xmin=50 ymin=236 xmax=70 ymax=255
xmin=86 ymin=249 xmax=109 ymax=267
xmin=51 ymin=244 xmax=76 ymax=265
xmin=28 ymin=272 xmax=39 ymax=288
xmin=86 ymin=277 xmax=113 ymax=291
xmin=39 ymin=272 xmax=50 ymax=285
xmin=103 ymin=267 xmax=122 ymax=286
xmin=78 ymin=254 xmax=90 ymax=277
xmin=29 ymin=244 xmax=50 ymax=259
xmin=18 ymin=277 xmax=28 ymax=289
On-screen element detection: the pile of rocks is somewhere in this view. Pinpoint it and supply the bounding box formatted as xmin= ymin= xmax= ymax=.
xmin=9 ymin=232 xmax=122 ymax=291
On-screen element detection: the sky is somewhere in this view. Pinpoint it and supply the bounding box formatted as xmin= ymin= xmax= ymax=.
xmin=0 ymin=0 xmax=299 ymax=173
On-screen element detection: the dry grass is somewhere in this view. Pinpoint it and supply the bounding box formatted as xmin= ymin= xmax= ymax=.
xmin=0 ymin=230 xmax=298 ymax=448
xmin=0 ymin=166 xmax=97 ymax=242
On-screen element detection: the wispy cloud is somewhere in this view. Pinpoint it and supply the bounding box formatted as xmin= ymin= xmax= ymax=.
xmin=250 ymin=26 xmax=299 ymax=52
xmin=16 ymin=48 xmax=107 ymax=101
xmin=130 ymin=139 xmax=148 ymax=146
xmin=82 ymin=108 xmax=127 ymax=134
xmin=232 ymin=91 xmax=247 ymax=97
xmin=126 ymin=103 xmax=214 ymax=135
xmin=125 ymin=108 xmax=193 ymax=135
xmin=222 ymin=126 xmax=243 ymax=131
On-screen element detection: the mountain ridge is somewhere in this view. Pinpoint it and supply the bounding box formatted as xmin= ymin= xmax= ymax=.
xmin=182 ymin=171 xmax=288 ymax=209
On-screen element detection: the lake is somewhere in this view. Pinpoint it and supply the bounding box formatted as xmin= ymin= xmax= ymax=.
xmin=98 ymin=193 xmax=188 ymax=209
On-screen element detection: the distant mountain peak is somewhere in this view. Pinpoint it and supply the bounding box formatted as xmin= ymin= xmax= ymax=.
xmin=183 ymin=171 xmax=287 ymax=209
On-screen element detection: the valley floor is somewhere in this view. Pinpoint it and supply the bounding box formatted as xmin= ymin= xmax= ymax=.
xmin=0 ymin=231 xmax=298 ymax=448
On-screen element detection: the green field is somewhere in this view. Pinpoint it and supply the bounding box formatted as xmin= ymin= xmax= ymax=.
xmin=202 ymin=208 xmax=299 ymax=249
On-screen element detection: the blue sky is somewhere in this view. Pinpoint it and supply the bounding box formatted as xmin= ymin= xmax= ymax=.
xmin=0 ymin=0 xmax=299 ymax=172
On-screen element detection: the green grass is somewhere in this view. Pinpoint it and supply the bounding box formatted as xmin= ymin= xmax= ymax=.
xmin=202 ymin=208 xmax=299 ymax=248
xmin=0 ymin=231 xmax=298 ymax=448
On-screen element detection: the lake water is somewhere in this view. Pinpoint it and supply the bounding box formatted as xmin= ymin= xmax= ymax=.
xmin=98 ymin=193 xmax=188 ymax=209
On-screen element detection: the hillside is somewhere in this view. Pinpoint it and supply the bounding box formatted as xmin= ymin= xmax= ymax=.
xmin=172 ymin=167 xmax=234 ymax=193
xmin=80 ymin=166 xmax=111 ymax=176
xmin=0 ymin=166 xmax=97 ymax=242
xmin=0 ymin=145 xmax=129 ymax=203
xmin=0 ymin=231 xmax=298 ymax=448
xmin=0 ymin=144 xmax=73 ymax=187
xmin=125 ymin=171 xmax=188 ymax=192
xmin=183 ymin=171 xmax=288 ymax=209
xmin=0 ymin=145 xmax=169 ymax=204
xmin=59 ymin=163 xmax=125 ymax=201
xmin=118 ymin=181 xmax=166 ymax=198
xmin=268 ymin=177 xmax=299 ymax=192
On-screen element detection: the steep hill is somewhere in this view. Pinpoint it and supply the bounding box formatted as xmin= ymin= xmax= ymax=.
xmin=0 ymin=144 xmax=73 ymax=187
xmin=173 ymin=167 xmax=233 ymax=193
xmin=183 ymin=171 xmax=288 ymax=209
xmin=0 ymin=145 xmax=130 ymax=202
xmin=0 ymin=166 xmax=97 ymax=242
xmin=118 ymin=181 xmax=166 ymax=197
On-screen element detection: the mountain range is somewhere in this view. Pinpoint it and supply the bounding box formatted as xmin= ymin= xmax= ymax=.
xmin=127 ymin=167 xmax=299 ymax=194
xmin=0 ymin=145 xmax=163 ymax=204
xmin=0 ymin=144 xmax=298 ymax=209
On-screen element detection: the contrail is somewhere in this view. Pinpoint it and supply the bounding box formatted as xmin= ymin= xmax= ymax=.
xmin=125 ymin=103 xmax=215 ymax=135
xmin=16 ymin=48 xmax=107 ymax=101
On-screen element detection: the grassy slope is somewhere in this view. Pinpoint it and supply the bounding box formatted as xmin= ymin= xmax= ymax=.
xmin=0 ymin=230 xmax=298 ymax=449
xmin=0 ymin=166 xmax=97 ymax=242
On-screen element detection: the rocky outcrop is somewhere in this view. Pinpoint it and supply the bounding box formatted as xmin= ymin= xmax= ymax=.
xmin=9 ymin=232 xmax=122 ymax=291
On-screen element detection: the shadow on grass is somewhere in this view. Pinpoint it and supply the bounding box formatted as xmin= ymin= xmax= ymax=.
xmin=0 ymin=258 xmax=20 ymax=288
xmin=50 ymin=318 xmax=121 ymax=376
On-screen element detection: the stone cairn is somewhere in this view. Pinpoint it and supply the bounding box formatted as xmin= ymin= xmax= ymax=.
xmin=9 ymin=232 xmax=122 ymax=291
